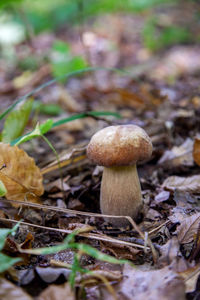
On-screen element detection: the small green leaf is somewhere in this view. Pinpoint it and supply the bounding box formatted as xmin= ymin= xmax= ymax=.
xmin=0 ymin=253 xmax=21 ymax=273
xmin=40 ymin=119 xmax=54 ymax=134
xmin=15 ymin=119 xmax=53 ymax=146
xmin=0 ymin=180 xmax=7 ymax=197
xmin=2 ymin=99 xmax=33 ymax=143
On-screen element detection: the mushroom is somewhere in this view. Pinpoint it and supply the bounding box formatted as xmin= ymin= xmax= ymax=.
xmin=87 ymin=125 xmax=152 ymax=226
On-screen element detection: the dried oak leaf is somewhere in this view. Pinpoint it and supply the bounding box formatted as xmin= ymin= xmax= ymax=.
xmin=0 ymin=143 xmax=43 ymax=205
xmin=162 ymin=175 xmax=200 ymax=192
xmin=176 ymin=213 xmax=200 ymax=244
xmin=101 ymin=264 xmax=186 ymax=300
xmin=159 ymin=138 xmax=194 ymax=167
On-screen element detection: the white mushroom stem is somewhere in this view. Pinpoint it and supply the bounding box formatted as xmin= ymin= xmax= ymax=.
xmin=100 ymin=165 xmax=142 ymax=226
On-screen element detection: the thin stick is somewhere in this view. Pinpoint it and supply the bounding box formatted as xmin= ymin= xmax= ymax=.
xmin=0 ymin=198 xmax=140 ymax=224
xmin=148 ymin=220 xmax=170 ymax=235
xmin=41 ymin=154 xmax=86 ymax=175
xmin=126 ymin=217 xmax=158 ymax=263
xmin=0 ymin=217 xmax=149 ymax=250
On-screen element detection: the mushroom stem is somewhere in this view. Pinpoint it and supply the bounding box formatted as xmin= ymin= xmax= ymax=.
xmin=100 ymin=165 xmax=142 ymax=226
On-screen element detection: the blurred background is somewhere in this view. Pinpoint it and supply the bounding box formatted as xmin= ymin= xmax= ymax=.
xmin=0 ymin=0 xmax=200 ymax=144
xmin=1 ymin=0 xmax=200 ymax=79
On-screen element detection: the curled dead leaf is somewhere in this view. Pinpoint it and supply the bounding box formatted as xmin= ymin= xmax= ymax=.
xmin=176 ymin=213 xmax=200 ymax=244
xmin=0 ymin=143 xmax=43 ymax=205
xmin=162 ymin=175 xmax=200 ymax=192
xmin=159 ymin=138 xmax=194 ymax=167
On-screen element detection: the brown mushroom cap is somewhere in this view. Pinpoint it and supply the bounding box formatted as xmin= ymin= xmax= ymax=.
xmin=87 ymin=125 xmax=152 ymax=167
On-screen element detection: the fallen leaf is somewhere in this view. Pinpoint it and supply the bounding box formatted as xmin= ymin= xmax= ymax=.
xmin=35 ymin=267 xmax=71 ymax=283
xmin=101 ymin=264 xmax=186 ymax=300
xmin=3 ymin=232 xmax=34 ymax=266
xmin=179 ymin=264 xmax=200 ymax=293
xmin=173 ymin=190 xmax=197 ymax=207
xmin=158 ymin=236 xmax=180 ymax=267
xmin=176 ymin=213 xmax=200 ymax=244
xmin=193 ymin=137 xmax=200 ymax=166
xmin=38 ymin=282 xmax=75 ymax=300
xmin=112 ymin=88 xmax=145 ymax=108
xmin=159 ymin=138 xmax=194 ymax=167
xmin=145 ymin=208 xmax=162 ymax=220
xmin=0 ymin=143 xmax=44 ymax=205
xmin=16 ymin=269 xmax=35 ymax=285
xmin=76 ymin=269 xmax=122 ymax=283
xmin=0 ymin=278 xmax=32 ymax=300
xmin=168 ymin=207 xmax=189 ymax=224
xmin=100 ymin=241 xmax=140 ymax=261
xmin=162 ymin=175 xmax=200 ymax=192
xmin=154 ymin=190 xmax=170 ymax=204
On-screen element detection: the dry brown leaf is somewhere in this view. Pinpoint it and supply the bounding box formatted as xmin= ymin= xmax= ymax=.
xmin=101 ymin=264 xmax=186 ymax=300
xmin=193 ymin=138 xmax=200 ymax=166
xmin=38 ymin=282 xmax=75 ymax=300
xmin=76 ymin=269 xmax=122 ymax=283
xmin=168 ymin=207 xmax=189 ymax=224
xmin=100 ymin=241 xmax=140 ymax=261
xmin=0 ymin=278 xmax=32 ymax=300
xmin=162 ymin=175 xmax=200 ymax=192
xmin=176 ymin=213 xmax=200 ymax=244
xmin=158 ymin=236 xmax=180 ymax=267
xmin=159 ymin=138 xmax=194 ymax=167
xmin=113 ymin=88 xmax=145 ymax=108
xmin=0 ymin=143 xmax=43 ymax=205
xmin=179 ymin=264 xmax=200 ymax=293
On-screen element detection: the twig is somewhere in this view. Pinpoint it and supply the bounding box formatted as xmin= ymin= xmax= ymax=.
xmin=0 ymin=217 xmax=149 ymax=250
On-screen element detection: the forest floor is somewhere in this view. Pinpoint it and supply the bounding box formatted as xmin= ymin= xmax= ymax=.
xmin=0 ymin=7 xmax=200 ymax=300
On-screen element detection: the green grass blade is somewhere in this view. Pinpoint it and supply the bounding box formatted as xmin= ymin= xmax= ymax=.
xmin=0 ymin=253 xmax=21 ymax=273
xmin=52 ymin=111 xmax=121 ymax=128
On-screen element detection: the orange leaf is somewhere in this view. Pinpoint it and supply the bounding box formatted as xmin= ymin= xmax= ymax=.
xmin=0 ymin=143 xmax=43 ymax=206
xmin=193 ymin=138 xmax=200 ymax=166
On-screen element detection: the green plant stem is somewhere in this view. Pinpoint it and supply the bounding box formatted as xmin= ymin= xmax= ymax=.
xmin=41 ymin=134 xmax=65 ymax=196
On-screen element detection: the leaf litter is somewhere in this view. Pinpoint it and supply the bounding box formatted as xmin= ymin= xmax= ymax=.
xmin=1 ymin=6 xmax=200 ymax=300
xmin=0 ymin=143 xmax=43 ymax=205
